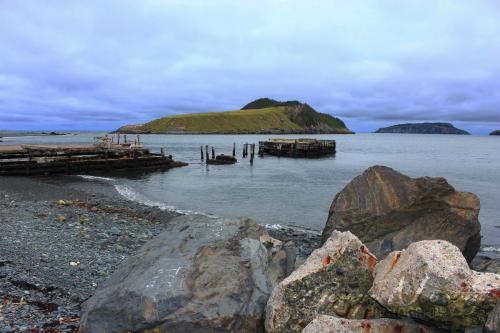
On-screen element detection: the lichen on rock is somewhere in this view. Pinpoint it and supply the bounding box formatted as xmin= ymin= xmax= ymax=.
xmin=369 ymin=240 xmax=500 ymax=331
xmin=265 ymin=231 xmax=386 ymax=333
xmin=302 ymin=315 xmax=443 ymax=333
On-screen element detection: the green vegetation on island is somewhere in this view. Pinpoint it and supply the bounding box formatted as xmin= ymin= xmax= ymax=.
xmin=116 ymin=98 xmax=352 ymax=134
xmin=375 ymin=122 xmax=470 ymax=135
xmin=490 ymin=130 xmax=500 ymax=136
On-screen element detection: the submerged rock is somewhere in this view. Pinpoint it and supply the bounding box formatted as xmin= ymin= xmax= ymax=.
xmin=369 ymin=240 xmax=500 ymax=331
xmin=265 ymin=231 xmax=386 ymax=333
xmin=322 ymin=165 xmax=481 ymax=262
xmin=80 ymin=215 xmax=295 ymax=333
xmin=302 ymin=315 xmax=442 ymax=333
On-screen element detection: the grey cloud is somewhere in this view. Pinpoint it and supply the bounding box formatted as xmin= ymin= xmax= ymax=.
xmin=0 ymin=0 xmax=499 ymax=133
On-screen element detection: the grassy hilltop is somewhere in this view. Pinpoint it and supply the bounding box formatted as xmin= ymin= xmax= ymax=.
xmin=116 ymin=98 xmax=352 ymax=134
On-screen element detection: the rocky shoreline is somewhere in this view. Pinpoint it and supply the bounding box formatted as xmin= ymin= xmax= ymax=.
xmin=3 ymin=166 xmax=500 ymax=332
xmin=0 ymin=176 xmax=319 ymax=332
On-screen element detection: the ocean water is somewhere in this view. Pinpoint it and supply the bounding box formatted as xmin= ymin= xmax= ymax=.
xmin=3 ymin=132 xmax=500 ymax=254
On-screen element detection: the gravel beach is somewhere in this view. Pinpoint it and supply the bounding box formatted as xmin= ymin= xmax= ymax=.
xmin=0 ymin=175 xmax=320 ymax=332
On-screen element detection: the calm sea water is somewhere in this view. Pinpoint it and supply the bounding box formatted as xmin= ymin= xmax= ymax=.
xmin=3 ymin=133 xmax=500 ymax=253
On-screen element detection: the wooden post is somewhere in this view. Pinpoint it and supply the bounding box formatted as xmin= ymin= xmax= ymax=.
xmin=250 ymin=144 xmax=255 ymax=164
xmin=124 ymin=135 xmax=127 ymax=144
xmin=117 ymin=134 xmax=120 ymax=145
xmin=160 ymin=148 xmax=165 ymax=157
xmin=200 ymin=145 xmax=204 ymax=161
xmin=137 ymin=135 xmax=140 ymax=145
xmin=211 ymin=147 xmax=215 ymax=159
xmin=205 ymin=145 xmax=209 ymax=161
xmin=232 ymin=143 xmax=236 ymax=157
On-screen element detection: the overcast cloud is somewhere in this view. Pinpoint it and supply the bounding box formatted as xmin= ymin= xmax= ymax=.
xmin=0 ymin=0 xmax=499 ymax=133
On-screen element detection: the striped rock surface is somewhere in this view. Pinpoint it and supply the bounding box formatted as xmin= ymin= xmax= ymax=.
xmin=321 ymin=165 xmax=481 ymax=262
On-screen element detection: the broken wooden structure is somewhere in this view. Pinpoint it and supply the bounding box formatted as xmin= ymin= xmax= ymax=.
xmin=207 ymin=154 xmax=237 ymax=165
xmin=0 ymin=136 xmax=187 ymax=176
xmin=258 ymin=138 xmax=336 ymax=158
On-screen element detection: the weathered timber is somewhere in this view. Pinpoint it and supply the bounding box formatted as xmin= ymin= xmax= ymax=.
xmin=0 ymin=143 xmax=187 ymax=176
xmin=207 ymin=154 xmax=237 ymax=165
xmin=258 ymin=138 xmax=335 ymax=158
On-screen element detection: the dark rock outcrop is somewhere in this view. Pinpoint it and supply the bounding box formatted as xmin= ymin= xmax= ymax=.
xmin=471 ymin=256 xmax=500 ymax=274
xmin=490 ymin=130 xmax=500 ymax=136
xmin=265 ymin=231 xmax=386 ymax=333
xmin=321 ymin=166 xmax=481 ymax=262
xmin=302 ymin=315 xmax=443 ymax=333
xmin=369 ymin=240 xmax=500 ymax=331
xmin=80 ymin=215 xmax=296 ymax=333
xmin=375 ymin=122 xmax=470 ymax=134
xmin=485 ymin=300 xmax=500 ymax=332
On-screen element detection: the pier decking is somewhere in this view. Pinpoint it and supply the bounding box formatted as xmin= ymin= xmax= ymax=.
xmin=258 ymin=138 xmax=336 ymax=158
xmin=0 ymin=139 xmax=187 ymax=176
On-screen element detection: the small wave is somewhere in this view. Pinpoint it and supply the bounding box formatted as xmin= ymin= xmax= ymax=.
xmin=481 ymin=246 xmax=500 ymax=253
xmin=265 ymin=223 xmax=285 ymax=230
xmin=77 ymin=175 xmax=115 ymax=182
xmin=114 ymin=184 xmax=215 ymax=217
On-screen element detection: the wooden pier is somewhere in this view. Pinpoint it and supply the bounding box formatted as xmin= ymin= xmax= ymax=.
xmin=0 ymin=137 xmax=187 ymax=176
xmin=258 ymin=138 xmax=335 ymax=158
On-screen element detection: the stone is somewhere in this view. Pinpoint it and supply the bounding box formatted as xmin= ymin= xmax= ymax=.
xmin=265 ymin=231 xmax=386 ymax=333
xmin=322 ymin=165 xmax=481 ymax=262
xmin=471 ymin=256 xmax=500 ymax=274
xmin=485 ymin=300 xmax=500 ymax=332
xmin=80 ymin=215 xmax=295 ymax=333
xmin=302 ymin=315 xmax=443 ymax=333
xmin=369 ymin=240 xmax=500 ymax=331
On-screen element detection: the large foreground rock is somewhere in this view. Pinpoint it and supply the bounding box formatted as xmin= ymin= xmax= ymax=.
xmin=322 ymin=165 xmax=481 ymax=262
xmin=302 ymin=315 xmax=442 ymax=333
xmin=369 ymin=240 xmax=500 ymax=331
xmin=80 ymin=215 xmax=295 ymax=333
xmin=265 ymin=231 xmax=386 ymax=333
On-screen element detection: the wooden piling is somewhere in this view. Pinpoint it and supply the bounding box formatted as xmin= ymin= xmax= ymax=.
xmin=211 ymin=147 xmax=215 ymax=159
xmin=160 ymin=148 xmax=165 ymax=157
xmin=124 ymin=135 xmax=127 ymax=144
xmin=232 ymin=143 xmax=236 ymax=157
xmin=205 ymin=145 xmax=209 ymax=161
xmin=250 ymin=144 xmax=255 ymax=164
xmin=200 ymin=145 xmax=204 ymax=161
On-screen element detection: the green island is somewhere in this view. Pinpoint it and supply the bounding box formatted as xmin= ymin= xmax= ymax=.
xmin=116 ymin=98 xmax=353 ymax=134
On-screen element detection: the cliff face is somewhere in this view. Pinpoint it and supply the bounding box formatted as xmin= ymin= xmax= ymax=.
xmin=490 ymin=130 xmax=500 ymax=136
xmin=375 ymin=122 xmax=470 ymax=135
xmin=116 ymin=99 xmax=353 ymax=134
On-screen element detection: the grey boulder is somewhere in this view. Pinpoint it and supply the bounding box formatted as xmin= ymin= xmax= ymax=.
xmin=322 ymin=165 xmax=481 ymax=262
xmin=369 ymin=240 xmax=500 ymax=331
xmin=265 ymin=231 xmax=386 ymax=333
xmin=80 ymin=215 xmax=295 ymax=333
xmin=302 ymin=315 xmax=443 ymax=333
xmin=485 ymin=300 xmax=500 ymax=332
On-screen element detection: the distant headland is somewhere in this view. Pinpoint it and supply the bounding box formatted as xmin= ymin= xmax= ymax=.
xmin=375 ymin=122 xmax=470 ymax=135
xmin=490 ymin=130 xmax=500 ymax=136
xmin=115 ymin=98 xmax=353 ymax=134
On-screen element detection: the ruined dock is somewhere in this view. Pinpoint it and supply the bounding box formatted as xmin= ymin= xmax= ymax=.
xmin=258 ymin=138 xmax=335 ymax=158
xmin=0 ymin=137 xmax=187 ymax=176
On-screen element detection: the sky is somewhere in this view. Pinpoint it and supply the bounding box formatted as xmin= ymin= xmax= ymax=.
xmin=0 ymin=0 xmax=499 ymax=134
